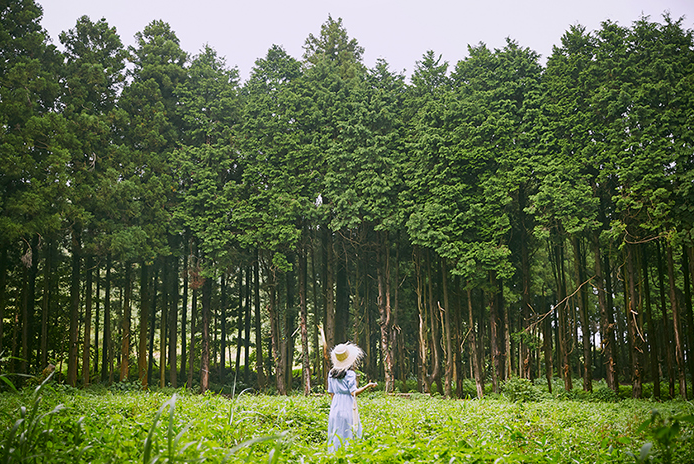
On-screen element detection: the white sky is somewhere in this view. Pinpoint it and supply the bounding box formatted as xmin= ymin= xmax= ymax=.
xmin=39 ymin=0 xmax=694 ymax=82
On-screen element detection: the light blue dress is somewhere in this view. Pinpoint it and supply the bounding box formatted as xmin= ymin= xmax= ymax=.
xmin=327 ymin=370 xmax=362 ymax=452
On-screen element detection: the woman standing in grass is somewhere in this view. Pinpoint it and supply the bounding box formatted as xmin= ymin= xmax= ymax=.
xmin=327 ymin=343 xmax=377 ymax=452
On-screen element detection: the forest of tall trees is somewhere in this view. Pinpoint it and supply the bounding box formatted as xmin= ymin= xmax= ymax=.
xmin=1 ymin=0 xmax=693 ymax=400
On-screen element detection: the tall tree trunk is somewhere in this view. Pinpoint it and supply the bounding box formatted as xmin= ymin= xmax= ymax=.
xmin=268 ymin=269 xmax=285 ymax=395
xmin=683 ymin=246 xmax=694 ymax=385
xmin=325 ymin=231 xmax=335 ymax=350
xmin=299 ymin=237 xmax=311 ymax=395
xmin=94 ymin=258 xmax=100 ymax=375
xmin=442 ymin=259 xmax=453 ymax=398
xmin=82 ymin=255 xmax=93 ymax=386
xmin=593 ymin=232 xmax=617 ymax=391
xmin=40 ymin=240 xmax=53 ymax=368
xmin=551 ymin=230 xmax=572 ymax=392
xmin=160 ymin=261 xmax=168 ymax=388
xmin=148 ymin=264 xmax=159 ymax=388
xmin=376 ymin=231 xmax=394 ymax=393
xmin=641 ymin=244 xmax=659 ymax=399
xmin=236 ymin=268 xmax=244 ymax=373
xmin=573 ymin=236 xmax=592 ymax=392
xmin=200 ymin=273 xmax=212 ymax=393
xmin=168 ymin=255 xmax=178 ymax=388
xmin=335 ymin=232 xmax=349 ymax=345
xmin=23 ymin=235 xmax=38 ymax=375
xmin=220 ymin=273 xmax=227 ymax=376
xmin=489 ymin=273 xmax=501 ymax=393
xmin=666 ymin=244 xmax=687 ymax=399
xmin=656 ymin=241 xmax=676 ymax=397
xmin=138 ymin=262 xmax=150 ymax=387
xmin=188 ymin=282 xmax=197 ymax=390
xmin=180 ymin=252 xmax=188 ymax=381
xmin=0 ymin=244 xmax=6 ymax=355
xmin=120 ymin=261 xmax=132 ymax=382
xmin=625 ymin=244 xmax=644 ymax=398
xmin=254 ymin=252 xmax=265 ymax=389
xmin=67 ymin=229 xmax=81 ymax=386
xmin=244 ymin=266 xmax=252 ymax=384
xmin=101 ymin=255 xmax=111 ymax=383
xmin=542 ymin=293 xmax=553 ymax=394
xmin=468 ymin=287 xmax=484 ymax=398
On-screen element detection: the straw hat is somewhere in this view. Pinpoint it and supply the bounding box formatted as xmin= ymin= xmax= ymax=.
xmin=330 ymin=342 xmax=364 ymax=370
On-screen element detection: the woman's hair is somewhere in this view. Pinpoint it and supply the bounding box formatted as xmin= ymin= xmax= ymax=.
xmin=329 ymin=368 xmax=348 ymax=379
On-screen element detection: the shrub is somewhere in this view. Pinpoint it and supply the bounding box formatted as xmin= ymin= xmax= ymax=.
xmin=501 ymin=377 xmax=543 ymax=402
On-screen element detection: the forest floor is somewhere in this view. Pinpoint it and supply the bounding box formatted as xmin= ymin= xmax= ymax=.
xmin=1 ymin=378 xmax=693 ymax=463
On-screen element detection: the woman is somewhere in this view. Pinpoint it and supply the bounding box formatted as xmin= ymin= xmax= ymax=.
xmin=327 ymin=343 xmax=377 ymax=452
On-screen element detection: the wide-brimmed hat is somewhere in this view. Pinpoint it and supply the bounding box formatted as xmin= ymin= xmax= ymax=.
xmin=330 ymin=342 xmax=363 ymax=370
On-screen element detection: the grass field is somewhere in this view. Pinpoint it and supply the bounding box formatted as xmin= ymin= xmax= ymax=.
xmin=1 ymin=378 xmax=693 ymax=463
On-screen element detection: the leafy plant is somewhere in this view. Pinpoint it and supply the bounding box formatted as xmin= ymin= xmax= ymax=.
xmin=0 ymin=373 xmax=65 ymax=464
xmin=632 ymin=409 xmax=694 ymax=464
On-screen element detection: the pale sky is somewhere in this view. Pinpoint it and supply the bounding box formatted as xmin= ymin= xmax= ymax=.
xmin=39 ymin=0 xmax=694 ymax=82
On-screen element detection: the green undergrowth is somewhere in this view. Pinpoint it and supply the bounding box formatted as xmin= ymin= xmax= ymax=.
xmin=0 ymin=380 xmax=692 ymax=463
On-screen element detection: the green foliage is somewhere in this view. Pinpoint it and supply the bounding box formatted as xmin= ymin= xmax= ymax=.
xmin=501 ymin=377 xmax=545 ymax=402
xmin=1 ymin=388 xmax=692 ymax=463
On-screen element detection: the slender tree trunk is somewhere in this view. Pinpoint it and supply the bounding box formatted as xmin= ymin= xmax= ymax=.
xmin=542 ymin=293 xmax=553 ymax=394
xmin=489 ymin=273 xmax=501 ymax=393
xmin=625 ymin=244 xmax=644 ymax=398
xmin=442 ymin=259 xmax=453 ymax=398
xmin=299 ymin=238 xmax=311 ymax=395
xmin=160 ymin=261 xmax=168 ymax=388
xmin=188 ymin=282 xmax=198 ymax=390
xmin=0 ymin=245 xmax=6 ymax=355
xmin=236 ymin=268 xmax=243 ymax=373
xmin=148 ymin=264 xmax=158 ymax=388
xmin=268 ymin=269 xmax=285 ymax=395
xmin=593 ymin=232 xmax=617 ymax=391
xmin=245 ymin=266 xmax=252 ymax=384
xmin=376 ymin=231 xmax=394 ymax=393
xmin=68 ymin=229 xmax=81 ymax=386
xmin=168 ymin=255 xmax=178 ymax=388
xmin=200 ymin=273 xmax=212 ymax=393
xmin=683 ymin=246 xmax=694 ymax=385
xmin=120 ymin=261 xmax=132 ymax=382
xmin=415 ymin=248 xmax=429 ymax=392
xmin=426 ymin=250 xmax=442 ymax=394
xmin=220 ymin=273 xmax=227 ymax=376
xmin=468 ymin=287 xmax=484 ymax=398
xmin=572 ymin=237 xmax=592 ymax=392
xmin=254 ymin=252 xmax=265 ymax=389
xmin=23 ymin=236 xmax=38 ymax=374
xmin=40 ymin=241 xmax=52 ymax=368
xmin=138 ymin=262 xmax=150 ymax=387
xmin=94 ymin=259 xmax=100 ymax=375
xmin=641 ymin=244 xmax=659 ymax=399
xmin=656 ymin=241 xmax=676 ymax=397
xmin=180 ymin=253 xmax=188 ymax=381
xmin=101 ymin=255 xmax=111 ymax=382
xmin=666 ymin=244 xmax=687 ymax=399
xmin=82 ymin=255 xmax=93 ymax=386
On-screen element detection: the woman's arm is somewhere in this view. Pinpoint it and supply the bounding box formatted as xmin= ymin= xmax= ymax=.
xmin=354 ymin=382 xmax=377 ymax=396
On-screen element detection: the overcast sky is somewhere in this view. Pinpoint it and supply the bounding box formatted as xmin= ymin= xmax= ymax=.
xmin=39 ymin=0 xmax=694 ymax=82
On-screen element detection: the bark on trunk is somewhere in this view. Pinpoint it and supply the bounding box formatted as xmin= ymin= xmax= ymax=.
xmin=101 ymin=255 xmax=111 ymax=382
xmin=666 ymin=244 xmax=687 ymax=399
xmin=120 ymin=261 xmax=132 ymax=382
xmin=625 ymin=244 xmax=644 ymax=398
xmin=641 ymin=244 xmax=659 ymax=399
xmin=299 ymin=240 xmax=311 ymax=395
xmin=138 ymin=262 xmax=150 ymax=387
xmin=68 ymin=229 xmax=81 ymax=386
xmin=376 ymin=231 xmax=394 ymax=393
xmin=82 ymin=255 xmax=93 ymax=386
xmin=254 ymin=253 xmax=265 ymax=389
xmin=468 ymin=287 xmax=484 ymax=398
xmin=593 ymin=232 xmax=617 ymax=391
xmin=200 ymin=274 xmax=212 ymax=393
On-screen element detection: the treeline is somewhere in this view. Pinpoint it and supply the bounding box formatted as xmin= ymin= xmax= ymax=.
xmin=2 ymin=0 xmax=694 ymax=399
